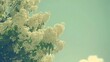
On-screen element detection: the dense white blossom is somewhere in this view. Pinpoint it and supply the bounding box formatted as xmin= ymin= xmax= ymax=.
xmin=20 ymin=0 xmax=40 ymax=12
xmin=79 ymin=55 xmax=104 ymax=62
xmin=54 ymin=40 xmax=64 ymax=53
xmin=43 ymin=27 xmax=57 ymax=43
xmin=30 ymin=30 xmax=44 ymax=45
xmin=12 ymin=8 xmax=28 ymax=26
xmin=41 ymin=54 xmax=54 ymax=62
xmin=54 ymin=23 xmax=65 ymax=36
xmin=2 ymin=18 xmax=12 ymax=28
xmin=26 ymin=13 xmax=50 ymax=30
xmin=22 ymin=41 xmax=34 ymax=52
xmin=18 ymin=27 xmax=30 ymax=41
xmin=0 ymin=0 xmax=65 ymax=62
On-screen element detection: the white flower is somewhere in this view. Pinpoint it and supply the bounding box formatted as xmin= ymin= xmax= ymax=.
xmin=36 ymin=13 xmax=45 ymax=24
xmin=22 ymin=0 xmax=40 ymax=12
xmin=54 ymin=40 xmax=64 ymax=52
xmin=12 ymin=8 xmax=28 ymax=26
xmin=0 ymin=0 xmax=65 ymax=62
xmin=54 ymin=23 xmax=65 ymax=36
xmin=20 ymin=8 xmax=29 ymax=19
xmin=30 ymin=30 xmax=44 ymax=45
xmin=79 ymin=59 xmax=88 ymax=62
xmin=42 ymin=12 xmax=50 ymax=22
xmin=18 ymin=34 xmax=27 ymax=41
xmin=2 ymin=18 xmax=12 ymax=28
xmin=22 ymin=42 xmax=34 ymax=52
xmin=29 ymin=50 xmax=45 ymax=61
xmin=79 ymin=55 xmax=104 ymax=62
xmin=43 ymin=27 xmax=57 ymax=43
xmin=26 ymin=14 xmax=40 ymax=28
xmin=27 ymin=13 xmax=49 ymax=30
xmin=20 ymin=27 xmax=29 ymax=35
xmin=41 ymin=54 xmax=54 ymax=62
xmin=18 ymin=27 xmax=30 ymax=41
xmin=31 ymin=5 xmax=37 ymax=11
xmin=88 ymin=56 xmax=103 ymax=62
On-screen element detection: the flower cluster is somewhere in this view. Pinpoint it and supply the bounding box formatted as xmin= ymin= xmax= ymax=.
xmin=0 ymin=0 xmax=65 ymax=62
xmin=79 ymin=55 xmax=104 ymax=62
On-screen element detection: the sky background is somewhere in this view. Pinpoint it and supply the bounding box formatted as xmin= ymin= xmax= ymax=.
xmin=38 ymin=0 xmax=110 ymax=62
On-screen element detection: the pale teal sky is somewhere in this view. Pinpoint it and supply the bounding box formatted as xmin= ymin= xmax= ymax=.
xmin=38 ymin=0 xmax=110 ymax=62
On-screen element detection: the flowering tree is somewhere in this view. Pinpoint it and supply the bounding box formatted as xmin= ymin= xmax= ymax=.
xmin=0 ymin=0 xmax=65 ymax=62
